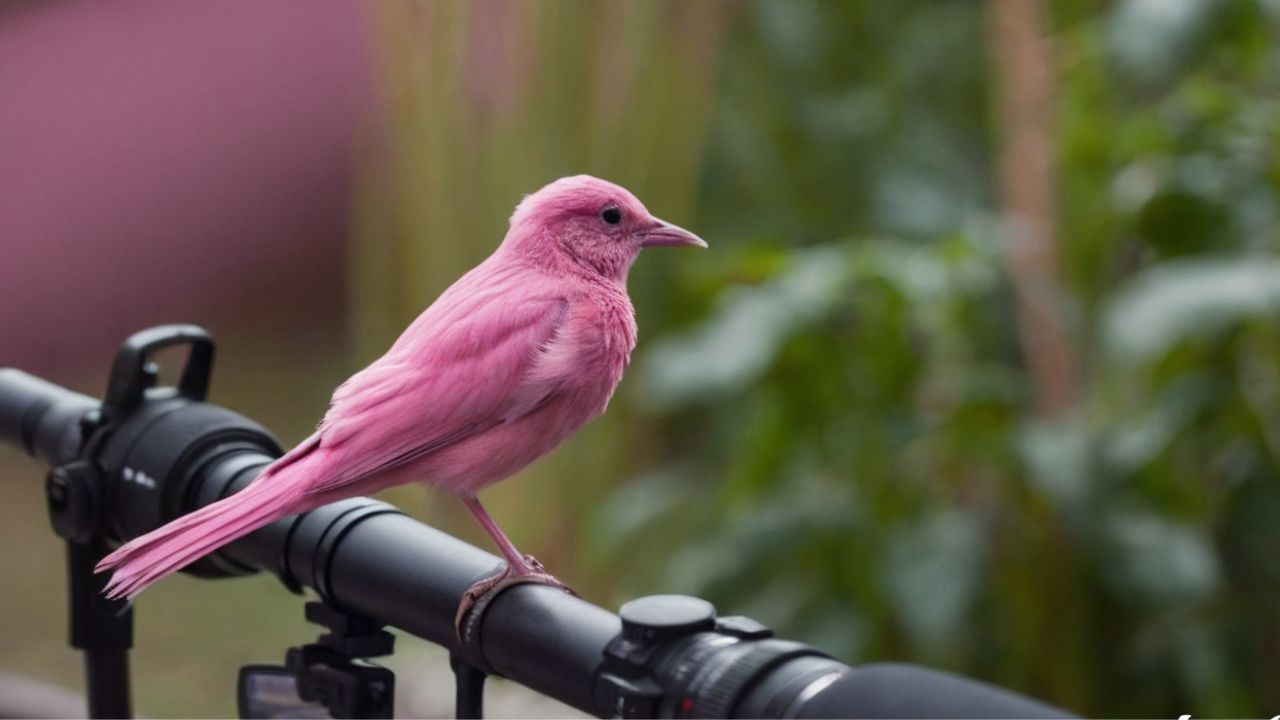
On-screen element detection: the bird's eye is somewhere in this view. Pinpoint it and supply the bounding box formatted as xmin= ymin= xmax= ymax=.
xmin=601 ymin=205 xmax=622 ymax=225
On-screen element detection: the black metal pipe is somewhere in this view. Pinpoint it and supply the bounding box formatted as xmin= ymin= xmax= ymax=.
xmin=0 ymin=369 xmax=96 ymax=465
xmin=67 ymin=539 xmax=133 ymax=720
xmin=84 ymin=649 xmax=131 ymax=719
xmin=215 ymin=473 xmax=1071 ymax=720
xmin=214 ymin=467 xmax=622 ymax=715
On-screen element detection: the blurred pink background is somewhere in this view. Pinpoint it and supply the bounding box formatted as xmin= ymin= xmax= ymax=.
xmin=0 ymin=0 xmax=373 ymax=373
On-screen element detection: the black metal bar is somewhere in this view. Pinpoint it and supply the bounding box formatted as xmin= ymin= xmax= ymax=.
xmin=68 ymin=540 xmax=132 ymax=719
xmin=221 ymin=494 xmax=623 ymax=716
xmin=84 ymin=648 xmax=131 ymax=720
xmin=450 ymin=654 xmax=486 ymax=719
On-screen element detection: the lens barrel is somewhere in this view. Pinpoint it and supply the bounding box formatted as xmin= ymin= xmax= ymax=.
xmin=91 ymin=389 xmax=281 ymax=549
xmin=785 ymin=663 xmax=1074 ymax=719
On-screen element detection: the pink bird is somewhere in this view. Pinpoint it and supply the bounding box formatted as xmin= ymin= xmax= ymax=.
xmin=96 ymin=175 xmax=706 ymax=610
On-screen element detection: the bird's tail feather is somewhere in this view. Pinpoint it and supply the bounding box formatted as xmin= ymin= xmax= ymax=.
xmin=96 ymin=473 xmax=304 ymax=600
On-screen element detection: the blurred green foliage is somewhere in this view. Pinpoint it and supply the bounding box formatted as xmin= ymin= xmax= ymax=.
xmin=362 ymin=0 xmax=1280 ymax=716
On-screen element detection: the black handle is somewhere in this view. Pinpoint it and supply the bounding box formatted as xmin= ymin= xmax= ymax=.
xmin=0 ymin=369 xmax=97 ymax=465
xmin=104 ymin=325 xmax=215 ymax=413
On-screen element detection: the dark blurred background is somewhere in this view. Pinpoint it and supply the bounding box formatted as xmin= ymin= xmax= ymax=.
xmin=3 ymin=0 xmax=1279 ymax=717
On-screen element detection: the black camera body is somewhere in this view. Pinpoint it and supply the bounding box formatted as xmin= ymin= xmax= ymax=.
xmin=1 ymin=325 xmax=1073 ymax=720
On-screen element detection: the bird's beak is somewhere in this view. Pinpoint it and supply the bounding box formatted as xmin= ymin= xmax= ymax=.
xmin=641 ymin=217 xmax=708 ymax=249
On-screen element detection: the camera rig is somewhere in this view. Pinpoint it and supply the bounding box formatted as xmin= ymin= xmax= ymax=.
xmin=0 ymin=325 xmax=1073 ymax=719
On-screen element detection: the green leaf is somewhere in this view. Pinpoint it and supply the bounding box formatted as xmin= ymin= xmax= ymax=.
xmin=1104 ymin=258 xmax=1280 ymax=365
xmin=880 ymin=510 xmax=985 ymax=652
xmin=1103 ymin=512 xmax=1220 ymax=608
xmin=1107 ymin=0 xmax=1216 ymax=90
xmin=638 ymin=247 xmax=850 ymax=409
xmin=588 ymin=466 xmax=693 ymax=561
xmin=1019 ymin=411 xmax=1093 ymax=511
xmin=1103 ymin=375 xmax=1213 ymax=475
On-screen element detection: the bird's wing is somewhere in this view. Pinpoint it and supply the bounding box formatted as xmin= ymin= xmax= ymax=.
xmin=300 ymin=287 xmax=571 ymax=494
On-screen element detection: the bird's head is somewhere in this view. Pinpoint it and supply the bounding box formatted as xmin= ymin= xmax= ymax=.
xmin=506 ymin=175 xmax=707 ymax=281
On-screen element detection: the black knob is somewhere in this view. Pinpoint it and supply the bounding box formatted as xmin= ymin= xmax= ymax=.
xmin=46 ymin=461 xmax=100 ymax=543
xmin=619 ymin=595 xmax=717 ymax=644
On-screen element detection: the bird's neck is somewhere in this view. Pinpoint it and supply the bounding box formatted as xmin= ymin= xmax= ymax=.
xmin=506 ymin=231 xmax=634 ymax=287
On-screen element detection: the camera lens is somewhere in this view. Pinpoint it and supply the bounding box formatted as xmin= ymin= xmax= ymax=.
xmin=96 ymin=394 xmax=281 ymax=546
xmin=648 ymin=635 xmax=836 ymax=718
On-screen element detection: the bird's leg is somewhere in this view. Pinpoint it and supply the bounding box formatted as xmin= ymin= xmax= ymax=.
xmin=462 ymin=495 xmax=537 ymax=575
xmin=456 ymin=495 xmax=574 ymax=642
xmin=460 ymin=494 xmax=573 ymax=591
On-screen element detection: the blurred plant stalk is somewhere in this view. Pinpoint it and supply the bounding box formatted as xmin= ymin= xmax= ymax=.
xmin=988 ymin=0 xmax=1079 ymax=416
xmin=351 ymin=0 xmax=734 ymax=583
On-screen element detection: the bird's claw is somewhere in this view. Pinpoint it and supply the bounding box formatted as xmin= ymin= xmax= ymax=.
xmin=454 ymin=558 xmax=575 ymax=649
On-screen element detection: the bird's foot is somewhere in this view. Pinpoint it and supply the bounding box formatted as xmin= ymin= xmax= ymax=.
xmin=521 ymin=554 xmax=545 ymax=573
xmin=455 ymin=556 xmax=575 ymax=647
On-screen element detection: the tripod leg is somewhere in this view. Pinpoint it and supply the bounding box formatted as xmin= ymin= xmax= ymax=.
xmin=450 ymin=654 xmax=485 ymax=720
xmin=68 ymin=540 xmax=133 ymax=719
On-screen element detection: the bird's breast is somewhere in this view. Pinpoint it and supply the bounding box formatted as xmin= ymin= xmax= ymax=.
xmin=577 ymin=286 xmax=637 ymax=396
xmin=524 ymin=287 xmax=636 ymax=430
